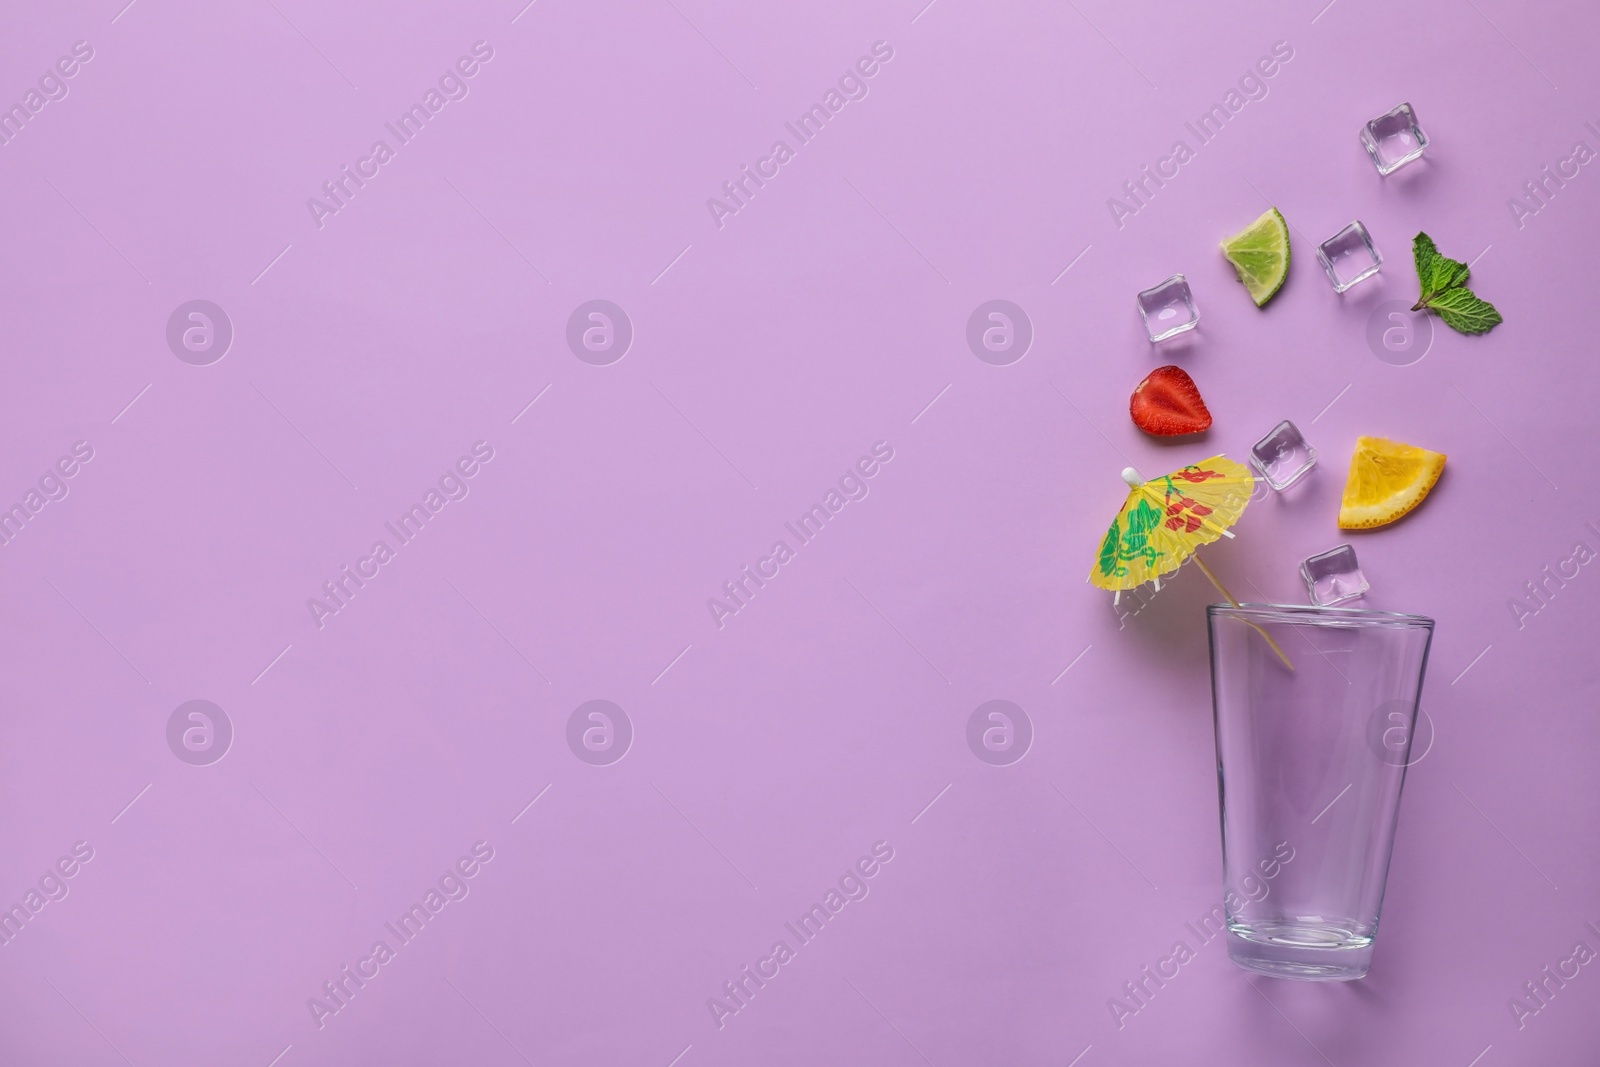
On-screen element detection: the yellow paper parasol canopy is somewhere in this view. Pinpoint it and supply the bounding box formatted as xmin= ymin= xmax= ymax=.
xmin=1090 ymin=456 xmax=1255 ymax=593
xmin=1090 ymin=455 xmax=1293 ymax=668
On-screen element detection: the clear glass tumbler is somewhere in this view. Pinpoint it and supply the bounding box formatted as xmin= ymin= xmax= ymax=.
xmin=1207 ymin=604 xmax=1435 ymax=980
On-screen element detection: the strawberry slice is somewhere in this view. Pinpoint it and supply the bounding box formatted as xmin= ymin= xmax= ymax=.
xmin=1129 ymin=365 xmax=1212 ymax=437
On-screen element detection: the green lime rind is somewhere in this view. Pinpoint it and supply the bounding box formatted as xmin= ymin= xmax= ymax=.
xmin=1220 ymin=207 xmax=1291 ymax=308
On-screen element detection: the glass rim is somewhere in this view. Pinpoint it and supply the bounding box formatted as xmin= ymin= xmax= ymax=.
xmin=1207 ymin=602 xmax=1434 ymax=630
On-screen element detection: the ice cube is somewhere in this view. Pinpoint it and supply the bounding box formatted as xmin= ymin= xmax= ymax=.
xmin=1361 ymin=103 xmax=1429 ymax=176
xmin=1136 ymin=274 xmax=1200 ymax=343
xmin=1301 ymin=544 xmax=1370 ymax=606
xmin=1317 ymin=221 xmax=1382 ymax=292
xmin=1249 ymin=420 xmax=1317 ymax=491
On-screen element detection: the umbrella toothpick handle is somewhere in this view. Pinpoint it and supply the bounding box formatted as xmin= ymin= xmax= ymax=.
xmin=1192 ymin=554 xmax=1295 ymax=671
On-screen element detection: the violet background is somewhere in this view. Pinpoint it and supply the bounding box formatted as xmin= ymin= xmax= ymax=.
xmin=2 ymin=0 xmax=1598 ymax=1064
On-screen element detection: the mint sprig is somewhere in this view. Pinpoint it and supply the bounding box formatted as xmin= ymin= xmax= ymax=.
xmin=1426 ymin=287 xmax=1503 ymax=334
xmin=1411 ymin=232 xmax=1502 ymax=335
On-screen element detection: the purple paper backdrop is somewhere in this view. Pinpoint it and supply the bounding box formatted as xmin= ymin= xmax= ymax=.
xmin=2 ymin=0 xmax=1598 ymax=1063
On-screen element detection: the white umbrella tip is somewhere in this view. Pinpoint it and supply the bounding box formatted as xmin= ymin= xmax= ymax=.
xmin=1121 ymin=467 xmax=1144 ymax=487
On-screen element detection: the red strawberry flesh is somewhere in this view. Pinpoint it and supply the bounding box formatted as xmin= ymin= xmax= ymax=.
xmin=1129 ymin=365 xmax=1212 ymax=436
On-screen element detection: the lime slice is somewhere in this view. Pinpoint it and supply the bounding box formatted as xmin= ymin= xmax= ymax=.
xmin=1220 ymin=207 xmax=1291 ymax=307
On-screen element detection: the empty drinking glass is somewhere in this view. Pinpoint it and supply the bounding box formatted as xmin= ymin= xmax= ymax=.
xmin=1208 ymin=604 xmax=1435 ymax=980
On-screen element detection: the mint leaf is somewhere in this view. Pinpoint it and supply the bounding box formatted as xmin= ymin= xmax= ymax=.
xmin=1426 ymin=287 xmax=1503 ymax=334
xmin=1410 ymin=232 xmax=1503 ymax=333
xmin=1413 ymin=231 xmax=1439 ymax=287
xmin=1427 ymin=252 xmax=1470 ymax=298
xmin=1411 ymin=231 xmax=1470 ymax=307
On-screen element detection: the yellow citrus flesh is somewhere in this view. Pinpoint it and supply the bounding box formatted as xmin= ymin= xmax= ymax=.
xmin=1338 ymin=436 xmax=1447 ymax=530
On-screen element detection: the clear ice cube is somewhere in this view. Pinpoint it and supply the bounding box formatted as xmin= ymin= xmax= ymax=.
xmin=1249 ymin=420 xmax=1317 ymax=491
xmin=1136 ymin=274 xmax=1199 ymax=343
xmin=1317 ymin=221 xmax=1382 ymax=292
xmin=1301 ymin=544 xmax=1369 ymax=606
xmin=1361 ymin=103 xmax=1428 ymax=176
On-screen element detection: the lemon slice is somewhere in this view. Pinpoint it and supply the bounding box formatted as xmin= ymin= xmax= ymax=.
xmin=1338 ymin=436 xmax=1447 ymax=530
xmin=1220 ymin=207 xmax=1291 ymax=307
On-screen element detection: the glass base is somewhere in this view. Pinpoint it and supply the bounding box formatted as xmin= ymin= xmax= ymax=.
xmin=1226 ymin=922 xmax=1373 ymax=981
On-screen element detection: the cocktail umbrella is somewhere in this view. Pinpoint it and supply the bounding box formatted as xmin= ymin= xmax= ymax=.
xmin=1090 ymin=455 xmax=1293 ymax=669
